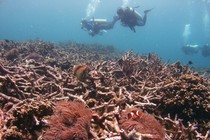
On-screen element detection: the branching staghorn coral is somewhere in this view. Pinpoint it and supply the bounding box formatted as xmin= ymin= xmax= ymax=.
xmin=0 ymin=40 xmax=209 ymax=139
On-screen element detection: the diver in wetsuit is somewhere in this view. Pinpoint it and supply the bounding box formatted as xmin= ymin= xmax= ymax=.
xmin=116 ymin=6 xmax=152 ymax=32
xmin=81 ymin=16 xmax=119 ymax=36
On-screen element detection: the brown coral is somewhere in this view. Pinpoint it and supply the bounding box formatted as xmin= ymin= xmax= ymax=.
xmin=119 ymin=108 xmax=165 ymax=140
xmin=1 ymin=99 xmax=53 ymax=140
xmin=2 ymin=126 xmax=24 ymax=140
xmin=73 ymin=64 xmax=90 ymax=81
xmin=4 ymin=48 xmax=19 ymax=60
xmin=0 ymin=109 xmax=4 ymax=138
xmin=43 ymin=101 xmax=92 ymax=140
xmin=158 ymin=73 xmax=210 ymax=123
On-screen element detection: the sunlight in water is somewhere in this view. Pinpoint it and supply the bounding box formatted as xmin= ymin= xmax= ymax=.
xmin=203 ymin=10 xmax=210 ymax=34
xmin=86 ymin=0 xmax=101 ymax=18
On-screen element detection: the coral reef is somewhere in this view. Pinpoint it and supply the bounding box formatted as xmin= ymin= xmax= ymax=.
xmin=158 ymin=73 xmax=209 ymax=121
xmin=1 ymin=99 xmax=53 ymax=140
xmin=0 ymin=40 xmax=209 ymax=140
xmin=4 ymin=48 xmax=19 ymax=61
xmin=42 ymin=101 xmax=92 ymax=140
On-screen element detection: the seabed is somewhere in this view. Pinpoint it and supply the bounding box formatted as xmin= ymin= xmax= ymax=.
xmin=0 ymin=40 xmax=209 ymax=140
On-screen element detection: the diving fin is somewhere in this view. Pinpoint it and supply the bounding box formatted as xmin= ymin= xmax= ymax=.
xmin=144 ymin=8 xmax=153 ymax=14
xmin=129 ymin=25 xmax=136 ymax=32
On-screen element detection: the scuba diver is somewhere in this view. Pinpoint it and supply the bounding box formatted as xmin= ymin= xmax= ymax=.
xmin=81 ymin=16 xmax=119 ymax=36
xmin=116 ymin=6 xmax=153 ymax=32
xmin=201 ymin=44 xmax=210 ymax=57
xmin=181 ymin=44 xmax=201 ymax=55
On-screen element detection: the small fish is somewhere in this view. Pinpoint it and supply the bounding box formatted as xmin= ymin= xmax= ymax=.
xmin=127 ymin=110 xmax=142 ymax=119
xmin=188 ymin=60 xmax=193 ymax=65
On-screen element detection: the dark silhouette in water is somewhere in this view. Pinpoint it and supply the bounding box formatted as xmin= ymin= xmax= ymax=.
xmin=181 ymin=44 xmax=200 ymax=55
xmin=188 ymin=60 xmax=193 ymax=65
xmin=116 ymin=6 xmax=153 ymax=32
xmin=201 ymin=44 xmax=210 ymax=57
xmin=81 ymin=6 xmax=152 ymax=35
xmin=81 ymin=16 xmax=119 ymax=36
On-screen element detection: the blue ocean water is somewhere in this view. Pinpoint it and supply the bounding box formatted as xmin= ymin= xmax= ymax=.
xmin=0 ymin=0 xmax=209 ymax=68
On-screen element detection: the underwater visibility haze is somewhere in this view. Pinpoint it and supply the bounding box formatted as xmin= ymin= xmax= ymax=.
xmin=0 ymin=1 xmax=210 ymax=139
xmin=0 ymin=0 xmax=210 ymax=68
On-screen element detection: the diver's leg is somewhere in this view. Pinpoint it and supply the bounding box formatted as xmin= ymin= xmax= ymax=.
xmin=140 ymin=8 xmax=153 ymax=26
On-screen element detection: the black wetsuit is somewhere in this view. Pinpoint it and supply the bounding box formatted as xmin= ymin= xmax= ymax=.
xmin=117 ymin=7 xmax=151 ymax=32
